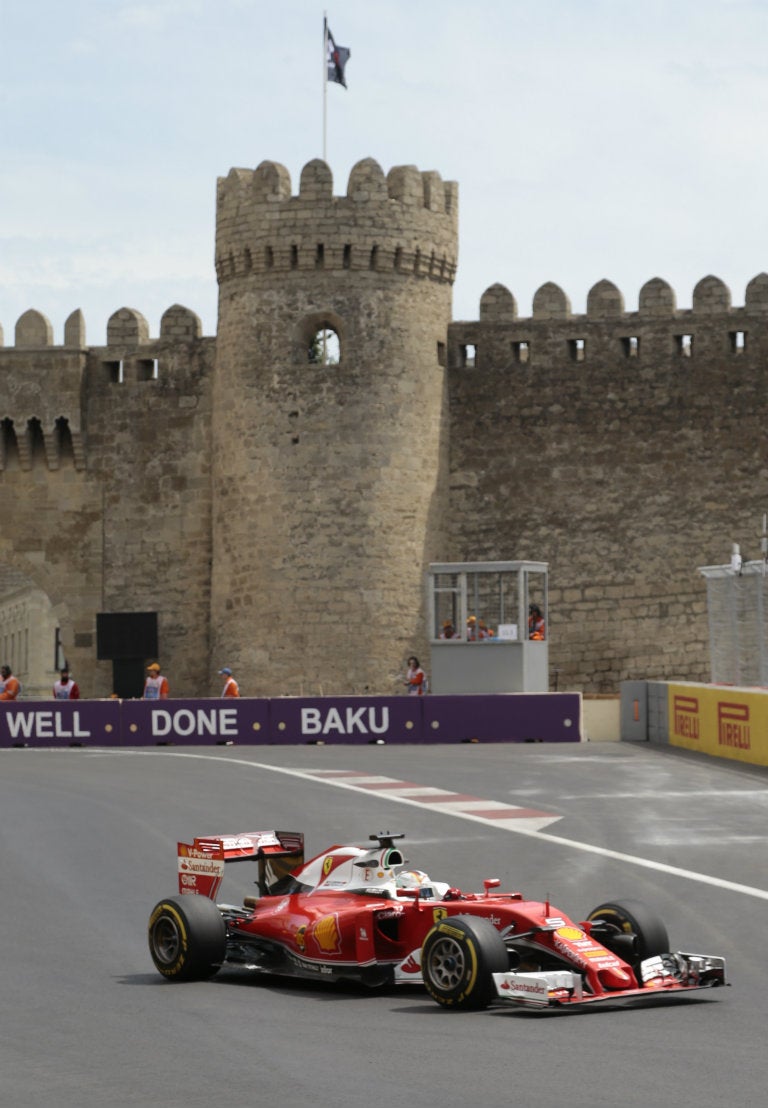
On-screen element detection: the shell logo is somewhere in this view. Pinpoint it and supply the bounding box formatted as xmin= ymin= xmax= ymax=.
xmin=556 ymin=926 xmax=585 ymax=941
xmin=313 ymin=913 xmax=342 ymax=954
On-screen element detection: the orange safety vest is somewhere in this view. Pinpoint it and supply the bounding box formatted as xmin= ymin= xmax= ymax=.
xmin=528 ymin=617 xmax=546 ymax=641
xmin=0 ymin=675 xmax=21 ymax=700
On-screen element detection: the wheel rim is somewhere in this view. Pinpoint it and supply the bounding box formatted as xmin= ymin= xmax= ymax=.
xmin=426 ymin=935 xmax=466 ymax=990
xmin=591 ymin=910 xmax=632 ymax=934
xmin=151 ymin=915 xmax=182 ymax=966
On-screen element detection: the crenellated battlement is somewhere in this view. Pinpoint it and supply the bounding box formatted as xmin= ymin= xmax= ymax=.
xmin=0 ymin=303 xmax=205 ymax=350
xmin=0 ymin=303 xmax=213 ymax=474
xmin=449 ymin=273 xmax=768 ymax=371
xmin=214 ymin=157 xmax=459 ymax=287
xmin=471 ymin=273 xmax=768 ymax=323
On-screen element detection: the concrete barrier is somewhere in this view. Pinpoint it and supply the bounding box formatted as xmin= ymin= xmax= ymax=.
xmin=621 ymin=679 xmax=768 ymax=767
xmin=582 ymin=694 xmax=620 ymax=742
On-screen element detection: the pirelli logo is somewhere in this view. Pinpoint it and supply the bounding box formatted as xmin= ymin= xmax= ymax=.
xmin=718 ymin=702 xmax=751 ymax=750
xmin=673 ymin=695 xmax=700 ymax=740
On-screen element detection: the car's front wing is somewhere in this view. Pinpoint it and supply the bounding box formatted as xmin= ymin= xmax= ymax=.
xmin=491 ymin=952 xmax=728 ymax=1010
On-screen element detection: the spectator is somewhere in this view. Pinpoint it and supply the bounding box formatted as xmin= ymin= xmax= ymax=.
xmin=404 ymin=655 xmax=427 ymax=696
xmin=0 ymin=664 xmax=20 ymax=700
xmin=53 ymin=668 xmax=80 ymax=699
xmin=528 ymin=604 xmax=546 ymax=640
xmin=143 ymin=662 xmax=169 ymax=700
xmin=219 ymin=666 xmax=240 ymax=697
xmin=439 ymin=620 xmax=457 ymax=639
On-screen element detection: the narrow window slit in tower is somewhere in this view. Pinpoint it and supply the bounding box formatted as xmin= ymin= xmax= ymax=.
xmin=265 ymin=246 xmax=274 ymax=269
xmin=138 ymin=359 xmax=159 ymax=381
xmin=343 ymin=244 xmax=351 ymax=269
xmin=461 ymin=345 xmax=477 ymax=368
xmin=569 ymin=338 xmax=585 ymax=363
xmin=369 ymin=245 xmax=379 ymax=270
xmin=290 ymin=245 xmax=298 ymax=269
xmin=104 ymin=360 xmax=124 ymax=383
xmin=730 ymin=330 xmax=746 ymax=354
xmin=315 ymin=244 xmax=324 ymax=268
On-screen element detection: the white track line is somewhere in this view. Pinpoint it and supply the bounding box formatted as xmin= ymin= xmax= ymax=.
xmin=64 ymin=748 xmax=768 ymax=902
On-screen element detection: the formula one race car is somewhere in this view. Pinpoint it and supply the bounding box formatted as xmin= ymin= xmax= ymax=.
xmin=147 ymin=830 xmax=727 ymax=1011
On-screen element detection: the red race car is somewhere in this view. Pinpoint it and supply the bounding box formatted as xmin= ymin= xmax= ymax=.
xmin=147 ymin=830 xmax=727 ymax=1011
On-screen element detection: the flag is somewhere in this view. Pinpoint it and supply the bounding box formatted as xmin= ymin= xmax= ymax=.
xmin=325 ymin=20 xmax=350 ymax=88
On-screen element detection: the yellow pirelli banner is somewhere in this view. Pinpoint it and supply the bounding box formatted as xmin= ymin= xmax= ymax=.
xmin=668 ymin=682 xmax=768 ymax=767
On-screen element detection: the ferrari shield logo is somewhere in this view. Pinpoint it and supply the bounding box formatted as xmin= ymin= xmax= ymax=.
xmin=432 ymin=907 xmax=448 ymax=922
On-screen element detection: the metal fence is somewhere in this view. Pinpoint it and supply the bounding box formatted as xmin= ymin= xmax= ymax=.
xmin=700 ymin=561 xmax=768 ymax=686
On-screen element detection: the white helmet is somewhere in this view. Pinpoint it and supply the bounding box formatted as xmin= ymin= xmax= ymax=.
xmin=396 ymin=869 xmax=431 ymax=889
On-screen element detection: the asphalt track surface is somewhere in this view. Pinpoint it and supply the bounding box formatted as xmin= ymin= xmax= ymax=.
xmin=2 ymin=740 xmax=766 ymax=1108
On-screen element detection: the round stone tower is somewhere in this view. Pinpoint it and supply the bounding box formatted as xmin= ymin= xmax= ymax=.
xmin=211 ymin=157 xmax=458 ymax=695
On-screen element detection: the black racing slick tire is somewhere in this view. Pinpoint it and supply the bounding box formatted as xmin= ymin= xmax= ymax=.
xmin=148 ymin=895 xmax=227 ymax=981
xmin=586 ymin=898 xmax=669 ymax=962
xmin=421 ymin=914 xmax=509 ymax=1011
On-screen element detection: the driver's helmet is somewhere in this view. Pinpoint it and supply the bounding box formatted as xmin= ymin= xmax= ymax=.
xmin=397 ymin=869 xmax=432 ymax=890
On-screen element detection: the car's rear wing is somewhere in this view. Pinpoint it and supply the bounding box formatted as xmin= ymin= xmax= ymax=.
xmin=177 ymin=830 xmax=304 ymax=900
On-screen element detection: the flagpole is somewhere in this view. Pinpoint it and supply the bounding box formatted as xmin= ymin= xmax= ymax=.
xmin=322 ymin=14 xmax=328 ymax=162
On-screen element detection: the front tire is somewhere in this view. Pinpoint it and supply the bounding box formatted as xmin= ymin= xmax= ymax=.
xmin=586 ymin=898 xmax=669 ymax=962
xmin=148 ymin=895 xmax=227 ymax=981
xmin=421 ymin=914 xmax=508 ymax=1010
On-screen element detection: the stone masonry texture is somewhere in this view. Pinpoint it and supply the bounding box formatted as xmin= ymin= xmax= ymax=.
xmin=0 ymin=158 xmax=763 ymax=696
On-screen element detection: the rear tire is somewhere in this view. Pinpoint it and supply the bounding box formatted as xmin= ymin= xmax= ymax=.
xmin=586 ymin=898 xmax=669 ymax=962
xmin=148 ymin=895 xmax=226 ymax=981
xmin=421 ymin=914 xmax=508 ymax=1010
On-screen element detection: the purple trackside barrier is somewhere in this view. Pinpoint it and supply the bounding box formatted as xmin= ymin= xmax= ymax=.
xmin=120 ymin=697 xmax=271 ymax=746
xmin=423 ymin=693 xmax=581 ymax=743
xmin=0 ymin=693 xmax=582 ymax=747
xmin=0 ymin=699 xmax=122 ymax=748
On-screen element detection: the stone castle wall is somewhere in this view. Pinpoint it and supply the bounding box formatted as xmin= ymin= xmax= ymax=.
xmin=0 ymin=304 xmax=215 ymax=697
xmin=448 ymin=274 xmax=768 ymax=690
xmin=0 ymin=158 xmax=765 ymax=696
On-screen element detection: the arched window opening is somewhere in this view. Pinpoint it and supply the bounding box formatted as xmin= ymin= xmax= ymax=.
xmin=56 ymin=417 xmax=75 ymax=464
xmin=1 ymin=418 xmax=19 ymax=470
xmin=308 ymin=326 xmax=341 ymax=366
xmin=27 ymin=418 xmax=46 ymax=465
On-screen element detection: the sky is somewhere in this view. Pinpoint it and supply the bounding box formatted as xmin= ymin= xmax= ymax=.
xmin=3 ymin=0 xmax=768 ymax=344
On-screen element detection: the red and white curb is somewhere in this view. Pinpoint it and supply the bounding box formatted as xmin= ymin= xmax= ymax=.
xmin=301 ymin=769 xmax=562 ymax=832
